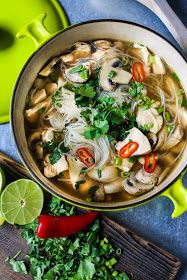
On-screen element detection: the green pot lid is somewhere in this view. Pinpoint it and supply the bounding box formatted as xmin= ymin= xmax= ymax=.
xmin=0 ymin=0 xmax=69 ymax=123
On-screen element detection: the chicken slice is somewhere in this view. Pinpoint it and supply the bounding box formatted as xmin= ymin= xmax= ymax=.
xmin=115 ymin=127 xmax=151 ymax=157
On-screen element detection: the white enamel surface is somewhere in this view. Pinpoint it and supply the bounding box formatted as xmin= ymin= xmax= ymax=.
xmin=12 ymin=21 xmax=187 ymax=208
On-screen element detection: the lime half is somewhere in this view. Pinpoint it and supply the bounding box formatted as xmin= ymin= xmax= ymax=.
xmin=1 ymin=179 xmax=44 ymax=225
xmin=0 ymin=167 xmax=6 ymax=192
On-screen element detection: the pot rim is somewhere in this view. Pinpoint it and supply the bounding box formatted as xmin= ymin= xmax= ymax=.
xmin=11 ymin=19 xmax=187 ymax=210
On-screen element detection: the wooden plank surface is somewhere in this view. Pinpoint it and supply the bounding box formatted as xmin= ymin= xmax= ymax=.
xmin=0 ymin=152 xmax=181 ymax=280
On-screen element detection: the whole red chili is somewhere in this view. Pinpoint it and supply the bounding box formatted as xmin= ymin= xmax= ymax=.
xmin=36 ymin=211 xmax=98 ymax=239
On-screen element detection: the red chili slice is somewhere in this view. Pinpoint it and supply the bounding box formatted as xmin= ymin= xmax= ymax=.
xmin=132 ymin=62 xmax=145 ymax=82
xmin=77 ymin=148 xmax=95 ymax=167
xmin=144 ymin=152 xmax=158 ymax=173
xmin=119 ymin=142 xmax=139 ymax=158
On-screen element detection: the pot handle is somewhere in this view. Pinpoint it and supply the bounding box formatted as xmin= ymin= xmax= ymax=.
xmin=160 ymin=171 xmax=187 ymax=218
xmin=16 ymin=13 xmax=53 ymax=48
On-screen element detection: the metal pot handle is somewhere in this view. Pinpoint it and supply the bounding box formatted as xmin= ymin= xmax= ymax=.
xmin=160 ymin=171 xmax=187 ymax=218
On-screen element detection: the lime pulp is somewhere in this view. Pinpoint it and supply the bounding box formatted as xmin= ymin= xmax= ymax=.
xmin=1 ymin=179 xmax=44 ymax=225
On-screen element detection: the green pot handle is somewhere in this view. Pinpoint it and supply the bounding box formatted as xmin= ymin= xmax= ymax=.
xmin=17 ymin=12 xmax=58 ymax=48
xmin=161 ymin=170 xmax=187 ymax=218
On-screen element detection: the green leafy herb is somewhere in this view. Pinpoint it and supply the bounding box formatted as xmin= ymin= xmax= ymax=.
xmin=128 ymin=156 xmax=139 ymax=163
xmin=138 ymin=123 xmax=153 ymax=133
xmin=6 ymin=250 xmax=28 ymax=275
xmin=52 ymin=88 xmax=62 ymax=108
xmin=75 ymin=180 xmax=86 ymax=189
xmin=69 ymin=65 xmax=89 ymax=80
xmin=88 ymin=186 xmax=99 ymax=196
xmin=64 ymin=83 xmax=97 ymax=99
xmin=172 ymin=72 xmax=180 ymax=83
xmin=167 ymin=124 xmax=174 ymax=133
xmin=43 ymin=141 xmax=69 ymax=165
xmin=108 ymin=70 xmax=117 ymax=78
xmin=129 ymin=81 xmax=143 ymax=97
xmin=12 ymin=197 xmax=130 ymax=280
xmin=181 ymin=97 xmax=187 ymax=107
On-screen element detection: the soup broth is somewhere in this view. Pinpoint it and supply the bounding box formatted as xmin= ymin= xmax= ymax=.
xmin=24 ymin=39 xmax=187 ymax=203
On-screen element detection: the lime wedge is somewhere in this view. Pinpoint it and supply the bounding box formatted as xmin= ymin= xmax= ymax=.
xmin=0 ymin=167 xmax=6 ymax=192
xmin=0 ymin=179 xmax=43 ymax=225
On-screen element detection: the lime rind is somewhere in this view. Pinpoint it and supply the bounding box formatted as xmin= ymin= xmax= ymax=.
xmin=1 ymin=179 xmax=43 ymax=225
xmin=0 ymin=167 xmax=6 ymax=192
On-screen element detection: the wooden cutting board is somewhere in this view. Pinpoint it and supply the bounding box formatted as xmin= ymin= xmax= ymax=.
xmin=0 ymin=152 xmax=181 ymax=280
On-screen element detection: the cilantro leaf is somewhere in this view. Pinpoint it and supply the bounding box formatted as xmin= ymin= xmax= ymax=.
xmin=76 ymin=257 xmax=96 ymax=280
xmin=129 ymin=81 xmax=143 ymax=97
xmin=69 ymin=65 xmax=89 ymax=80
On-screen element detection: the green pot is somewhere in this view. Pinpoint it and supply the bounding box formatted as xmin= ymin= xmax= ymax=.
xmin=11 ymin=19 xmax=187 ymax=218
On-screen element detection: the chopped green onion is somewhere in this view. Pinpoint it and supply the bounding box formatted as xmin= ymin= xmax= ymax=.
xmin=149 ymin=55 xmax=156 ymax=64
xmin=109 ymin=257 xmax=117 ymax=266
xmin=112 ymin=270 xmax=118 ymax=277
xmin=172 ymin=72 xmax=180 ymax=83
xmin=167 ymin=124 xmax=174 ymax=133
xmin=157 ymin=106 xmax=164 ymax=114
xmin=165 ymin=111 xmax=171 ymax=122
xmin=115 ymin=157 xmax=122 ymax=166
xmin=121 ymin=171 xmax=130 ymax=178
xmin=116 ymin=248 xmax=122 ymax=255
xmin=97 ymin=169 xmax=102 ymax=178
xmin=108 ymin=70 xmax=117 ymax=78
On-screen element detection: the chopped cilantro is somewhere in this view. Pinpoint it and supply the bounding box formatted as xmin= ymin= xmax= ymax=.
xmin=128 ymin=156 xmax=139 ymax=163
xmin=69 ymin=64 xmax=89 ymax=80
xmin=172 ymin=72 xmax=180 ymax=83
xmin=167 ymin=124 xmax=174 ymax=133
xmin=43 ymin=141 xmax=69 ymax=165
xmin=182 ymin=97 xmax=187 ymax=107
xmin=64 ymin=83 xmax=96 ymax=99
xmin=129 ymin=81 xmax=143 ymax=97
xmin=75 ymin=180 xmax=86 ymax=189
xmin=108 ymin=70 xmax=117 ymax=78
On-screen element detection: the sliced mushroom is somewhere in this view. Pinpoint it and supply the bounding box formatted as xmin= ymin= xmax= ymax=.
xmin=113 ymin=41 xmax=125 ymax=51
xmin=123 ymin=172 xmax=154 ymax=195
xmin=35 ymin=142 xmax=43 ymax=160
xmin=88 ymin=165 xmax=119 ymax=182
xmin=31 ymin=89 xmax=47 ymax=106
xmin=100 ymin=57 xmax=132 ymax=91
xmin=154 ymin=125 xmax=168 ymax=151
xmin=115 ymin=127 xmax=151 ymax=156
xmin=61 ymin=53 xmax=74 ymax=63
xmin=104 ymin=179 xmax=123 ymax=194
xmin=34 ymin=78 xmax=46 ymax=89
xmin=91 ymin=49 xmax=105 ymax=61
xmin=65 ymin=62 xmax=91 ymax=83
xmin=160 ymin=126 xmax=183 ymax=151
xmin=147 ymin=132 xmax=158 ymax=148
xmin=25 ymin=96 xmax=51 ymax=123
xmin=135 ymin=166 xmax=161 ymax=186
xmin=111 ymin=68 xmax=132 ymax=84
xmin=152 ymin=56 xmax=165 ymax=75
xmin=94 ymin=40 xmax=112 ymax=50
xmin=39 ymin=58 xmax=59 ymax=77
xmin=44 ymin=154 xmax=68 ymax=178
xmin=28 ymin=130 xmax=43 ymax=147
xmin=136 ymin=107 xmax=163 ymax=134
xmin=44 ymin=83 xmax=58 ymax=94
xmin=42 ymin=129 xmax=54 ymax=143
xmin=128 ymin=46 xmax=151 ymax=65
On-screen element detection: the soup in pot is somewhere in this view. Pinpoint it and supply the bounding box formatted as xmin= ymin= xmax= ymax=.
xmin=24 ymin=39 xmax=187 ymax=202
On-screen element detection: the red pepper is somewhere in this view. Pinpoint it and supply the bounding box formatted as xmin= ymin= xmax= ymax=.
xmin=77 ymin=148 xmax=95 ymax=167
xmin=36 ymin=211 xmax=98 ymax=239
xmin=144 ymin=152 xmax=158 ymax=173
xmin=132 ymin=62 xmax=145 ymax=82
xmin=119 ymin=142 xmax=139 ymax=158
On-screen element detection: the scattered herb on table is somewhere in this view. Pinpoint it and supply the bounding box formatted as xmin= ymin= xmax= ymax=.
xmin=7 ymin=197 xmax=130 ymax=280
